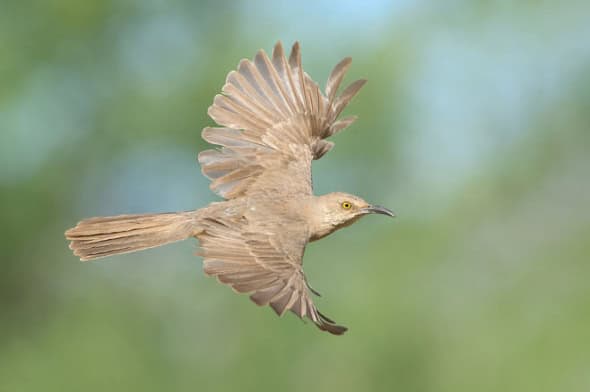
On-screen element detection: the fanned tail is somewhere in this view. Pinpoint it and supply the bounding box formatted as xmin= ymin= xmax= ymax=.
xmin=65 ymin=212 xmax=198 ymax=261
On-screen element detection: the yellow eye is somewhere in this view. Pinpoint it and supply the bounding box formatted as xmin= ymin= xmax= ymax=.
xmin=341 ymin=201 xmax=352 ymax=209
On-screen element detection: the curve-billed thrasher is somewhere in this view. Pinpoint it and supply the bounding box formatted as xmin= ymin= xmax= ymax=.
xmin=66 ymin=41 xmax=395 ymax=335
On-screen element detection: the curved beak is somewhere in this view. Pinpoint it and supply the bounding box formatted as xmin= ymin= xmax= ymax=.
xmin=363 ymin=205 xmax=396 ymax=218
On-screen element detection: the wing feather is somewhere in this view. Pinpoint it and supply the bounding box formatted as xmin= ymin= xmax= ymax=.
xmin=326 ymin=57 xmax=352 ymax=104
xmin=198 ymin=213 xmax=348 ymax=335
xmin=199 ymin=41 xmax=366 ymax=199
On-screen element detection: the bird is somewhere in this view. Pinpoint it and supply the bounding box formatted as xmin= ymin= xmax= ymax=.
xmin=65 ymin=41 xmax=395 ymax=335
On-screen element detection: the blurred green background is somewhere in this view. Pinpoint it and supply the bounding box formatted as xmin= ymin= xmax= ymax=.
xmin=1 ymin=1 xmax=589 ymax=391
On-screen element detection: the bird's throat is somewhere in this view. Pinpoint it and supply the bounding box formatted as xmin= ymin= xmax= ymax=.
xmin=308 ymin=215 xmax=362 ymax=242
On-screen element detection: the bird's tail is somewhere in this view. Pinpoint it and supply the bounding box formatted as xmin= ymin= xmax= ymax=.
xmin=65 ymin=212 xmax=198 ymax=261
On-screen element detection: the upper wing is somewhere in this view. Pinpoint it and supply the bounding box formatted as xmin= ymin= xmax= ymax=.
xmin=198 ymin=41 xmax=366 ymax=199
xmin=198 ymin=210 xmax=347 ymax=335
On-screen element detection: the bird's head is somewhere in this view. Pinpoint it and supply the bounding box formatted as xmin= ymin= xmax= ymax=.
xmin=309 ymin=192 xmax=395 ymax=241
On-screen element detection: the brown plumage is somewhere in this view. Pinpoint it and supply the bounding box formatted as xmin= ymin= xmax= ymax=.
xmin=65 ymin=41 xmax=395 ymax=335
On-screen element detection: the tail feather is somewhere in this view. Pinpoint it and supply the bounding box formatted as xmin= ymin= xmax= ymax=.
xmin=65 ymin=212 xmax=198 ymax=261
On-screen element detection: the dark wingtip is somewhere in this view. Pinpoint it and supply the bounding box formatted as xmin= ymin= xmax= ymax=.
xmin=316 ymin=311 xmax=348 ymax=335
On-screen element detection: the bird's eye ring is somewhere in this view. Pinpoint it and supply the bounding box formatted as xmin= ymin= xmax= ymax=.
xmin=341 ymin=201 xmax=352 ymax=209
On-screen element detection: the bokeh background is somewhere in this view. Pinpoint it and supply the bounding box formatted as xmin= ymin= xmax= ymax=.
xmin=1 ymin=1 xmax=589 ymax=391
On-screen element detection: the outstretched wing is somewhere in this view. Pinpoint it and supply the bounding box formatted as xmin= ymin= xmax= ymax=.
xmin=198 ymin=41 xmax=366 ymax=199
xmin=198 ymin=208 xmax=347 ymax=335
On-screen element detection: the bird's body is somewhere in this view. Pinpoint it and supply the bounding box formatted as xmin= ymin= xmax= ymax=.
xmin=66 ymin=42 xmax=394 ymax=335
